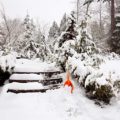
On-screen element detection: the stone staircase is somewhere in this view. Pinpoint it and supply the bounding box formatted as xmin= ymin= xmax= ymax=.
xmin=7 ymin=70 xmax=63 ymax=94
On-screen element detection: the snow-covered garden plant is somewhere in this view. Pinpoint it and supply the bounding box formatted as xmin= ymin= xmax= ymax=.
xmin=0 ymin=52 xmax=16 ymax=86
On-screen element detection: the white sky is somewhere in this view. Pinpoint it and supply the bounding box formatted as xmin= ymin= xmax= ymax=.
xmin=0 ymin=0 xmax=74 ymax=25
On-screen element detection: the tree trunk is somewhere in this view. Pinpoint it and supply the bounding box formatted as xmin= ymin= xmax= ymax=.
xmin=111 ymin=0 xmax=115 ymax=35
xmin=77 ymin=0 xmax=79 ymax=23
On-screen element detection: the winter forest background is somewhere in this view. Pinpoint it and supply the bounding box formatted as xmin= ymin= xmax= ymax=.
xmin=0 ymin=0 xmax=120 ymax=119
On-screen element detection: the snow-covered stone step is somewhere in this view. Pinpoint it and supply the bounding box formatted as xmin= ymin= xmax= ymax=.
xmin=8 ymin=83 xmax=43 ymax=89
xmin=14 ymin=60 xmax=60 ymax=73
xmin=7 ymin=89 xmax=48 ymax=93
xmin=10 ymin=74 xmax=44 ymax=80
xmin=40 ymin=78 xmax=63 ymax=86
xmin=13 ymin=71 xmax=62 ymax=76
xmin=9 ymin=78 xmax=63 ymax=86
xmin=6 ymin=83 xmax=62 ymax=93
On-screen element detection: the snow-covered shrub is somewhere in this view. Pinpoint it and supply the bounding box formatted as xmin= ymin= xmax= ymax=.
xmin=68 ymin=52 xmax=120 ymax=104
xmin=94 ymin=85 xmax=113 ymax=103
xmin=85 ymin=71 xmax=114 ymax=104
xmin=68 ymin=53 xmax=104 ymax=84
xmin=114 ymin=81 xmax=120 ymax=94
xmin=0 ymin=52 xmax=16 ymax=86
xmin=86 ymin=84 xmax=113 ymax=104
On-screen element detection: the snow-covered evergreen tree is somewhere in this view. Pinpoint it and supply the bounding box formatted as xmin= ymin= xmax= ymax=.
xmin=58 ymin=11 xmax=78 ymax=48
xmin=23 ymin=14 xmax=35 ymax=44
xmin=48 ymin=21 xmax=60 ymax=52
xmin=48 ymin=21 xmax=60 ymax=39
xmin=22 ymin=39 xmax=47 ymax=60
xmin=59 ymin=13 xmax=67 ymax=34
xmin=90 ymin=21 xmax=105 ymax=43
xmin=54 ymin=11 xmax=78 ymax=71
xmin=75 ymin=17 xmax=98 ymax=55
xmin=21 ymin=14 xmax=37 ymax=58
xmin=35 ymin=27 xmax=43 ymax=44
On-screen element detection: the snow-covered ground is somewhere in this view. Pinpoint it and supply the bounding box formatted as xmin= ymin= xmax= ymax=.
xmin=0 ymin=82 xmax=120 ymax=120
xmin=0 ymin=58 xmax=120 ymax=120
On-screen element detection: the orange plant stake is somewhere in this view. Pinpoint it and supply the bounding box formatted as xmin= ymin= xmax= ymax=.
xmin=64 ymin=71 xmax=74 ymax=93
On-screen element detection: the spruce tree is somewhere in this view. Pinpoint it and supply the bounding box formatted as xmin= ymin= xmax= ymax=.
xmin=21 ymin=14 xmax=37 ymax=58
xmin=58 ymin=11 xmax=78 ymax=47
xmin=23 ymin=14 xmax=35 ymax=44
xmin=48 ymin=21 xmax=60 ymax=52
xmin=76 ymin=18 xmax=97 ymax=55
xmin=55 ymin=11 xmax=78 ymax=71
xmin=59 ymin=13 xmax=67 ymax=34
xmin=48 ymin=21 xmax=60 ymax=39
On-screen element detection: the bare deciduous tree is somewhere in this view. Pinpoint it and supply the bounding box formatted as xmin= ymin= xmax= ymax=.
xmin=0 ymin=5 xmax=24 ymax=50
